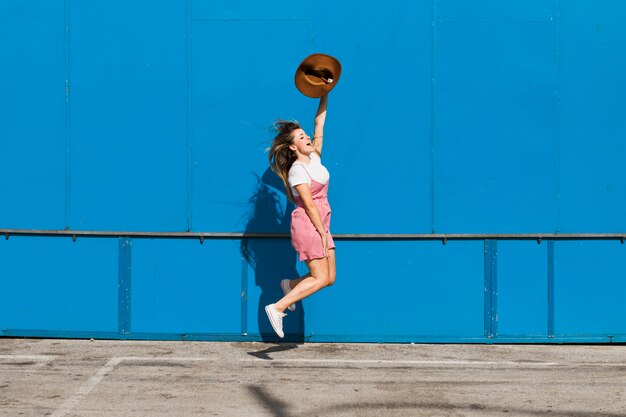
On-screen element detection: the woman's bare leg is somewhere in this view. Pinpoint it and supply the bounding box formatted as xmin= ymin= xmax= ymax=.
xmin=274 ymin=257 xmax=330 ymax=313
xmin=285 ymin=273 xmax=311 ymax=290
xmin=327 ymin=249 xmax=336 ymax=286
xmin=285 ymin=249 xmax=335 ymax=289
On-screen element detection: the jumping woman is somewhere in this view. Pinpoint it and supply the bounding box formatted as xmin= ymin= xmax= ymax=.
xmin=266 ymin=94 xmax=335 ymax=338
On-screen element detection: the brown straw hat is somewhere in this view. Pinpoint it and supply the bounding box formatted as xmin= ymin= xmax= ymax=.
xmin=294 ymin=53 xmax=342 ymax=98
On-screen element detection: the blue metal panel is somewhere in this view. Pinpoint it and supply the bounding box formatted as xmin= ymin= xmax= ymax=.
xmin=497 ymin=241 xmax=548 ymax=336
xmin=0 ymin=0 xmax=66 ymax=229
xmin=130 ymin=239 xmax=242 ymax=334
xmin=558 ymin=1 xmax=626 ymax=232
xmin=68 ymin=1 xmax=188 ymax=231
xmin=554 ymin=241 xmax=626 ymax=336
xmin=1 ymin=0 xmax=626 ymax=344
xmin=434 ymin=21 xmax=558 ymax=232
xmin=314 ymin=0 xmax=433 ymax=233
xmin=190 ymin=19 xmax=312 ymax=232
xmin=0 ymin=236 xmax=118 ymax=332
xmin=306 ymin=241 xmax=485 ymax=341
xmin=435 ymin=0 xmax=555 ymax=22
xmin=192 ymin=0 xmax=311 ymax=20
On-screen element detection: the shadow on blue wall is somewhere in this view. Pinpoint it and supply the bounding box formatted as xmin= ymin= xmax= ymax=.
xmin=240 ymin=168 xmax=305 ymax=342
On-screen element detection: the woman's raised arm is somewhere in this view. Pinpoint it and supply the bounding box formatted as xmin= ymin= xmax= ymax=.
xmin=313 ymin=94 xmax=327 ymax=156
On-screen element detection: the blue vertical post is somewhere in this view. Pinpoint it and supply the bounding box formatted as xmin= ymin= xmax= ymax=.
xmin=484 ymin=240 xmax=498 ymax=338
xmin=118 ymin=238 xmax=132 ymax=335
xmin=240 ymin=257 xmax=248 ymax=336
xmin=547 ymin=240 xmax=555 ymax=338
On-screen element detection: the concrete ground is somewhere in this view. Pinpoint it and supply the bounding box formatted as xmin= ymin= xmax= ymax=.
xmin=0 ymin=338 xmax=625 ymax=417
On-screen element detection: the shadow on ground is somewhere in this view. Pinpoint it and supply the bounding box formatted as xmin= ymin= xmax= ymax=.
xmin=246 ymin=384 xmax=623 ymax=417
xmin=246 ymin=343 xmax=300 ymax=360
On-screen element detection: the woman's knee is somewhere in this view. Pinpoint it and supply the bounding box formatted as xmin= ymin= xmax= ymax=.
xmin=327 ymin=260 xmax=336 ymax=286
xmin=327 ymin=273 xmax=336 ymax=287
xmin=313 ymin=274 xmax=330 ymax=288
xmin=326 ymin=249 xmax=336 ymax=287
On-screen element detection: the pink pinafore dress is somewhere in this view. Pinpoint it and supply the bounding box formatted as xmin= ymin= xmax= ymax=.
xmin=290 ymin=167 xmax=335 ymax=261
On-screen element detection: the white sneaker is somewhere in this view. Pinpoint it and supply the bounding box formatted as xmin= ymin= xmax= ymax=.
xmin=264 ymin=304 xmax=286 ymax=338
xmin=280 ymin=279 xmax=296 ymax=311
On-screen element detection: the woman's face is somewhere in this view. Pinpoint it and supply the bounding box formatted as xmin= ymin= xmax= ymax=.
xmin=289 ymin=128 xmax=314 ymax=156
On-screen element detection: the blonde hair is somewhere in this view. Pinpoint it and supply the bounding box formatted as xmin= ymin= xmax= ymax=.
xmin=268 ymin=120 xmax=301 ymax=202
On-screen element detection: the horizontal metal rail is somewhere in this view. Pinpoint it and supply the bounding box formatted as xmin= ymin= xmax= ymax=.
xmin=1 ymin=229 xmax=624 ymax=244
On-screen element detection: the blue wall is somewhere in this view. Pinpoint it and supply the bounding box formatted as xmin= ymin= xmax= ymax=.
xmin=1 ymin=0 xmax=625 ymax=343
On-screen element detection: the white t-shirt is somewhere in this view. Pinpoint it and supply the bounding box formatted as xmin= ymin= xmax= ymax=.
xmin=288 ymin=152 xmax=330 ymax=196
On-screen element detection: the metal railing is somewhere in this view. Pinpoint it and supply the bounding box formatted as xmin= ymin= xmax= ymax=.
xmin=1 ymin=229 xmax=624 ymax=244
